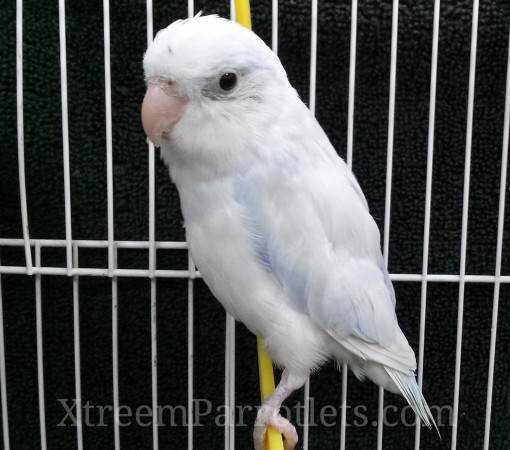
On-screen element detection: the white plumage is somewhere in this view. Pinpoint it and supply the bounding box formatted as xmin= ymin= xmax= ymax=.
xmin=142 ymin=14 xmax=437 ymax=448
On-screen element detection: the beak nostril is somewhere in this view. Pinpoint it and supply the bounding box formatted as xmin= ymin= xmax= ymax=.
xmin=145 ymin=77 xmax=174 ymax=88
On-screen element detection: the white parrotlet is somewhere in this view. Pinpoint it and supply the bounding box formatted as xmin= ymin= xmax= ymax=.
xmin=141 ymin=15 xmax=436 ymax=449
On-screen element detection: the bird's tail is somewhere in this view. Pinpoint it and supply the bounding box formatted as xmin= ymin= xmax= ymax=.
xmin=385 ymin=367 xmax=440 ymax=436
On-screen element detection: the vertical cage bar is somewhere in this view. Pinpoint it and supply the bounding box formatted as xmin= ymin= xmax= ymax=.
xmin=230 ymin=0 xmax=236 ymax=22
xmin=112 ymin=244 xmax=120 ymax=450
xmin=376 ymin=387 xmax=384 ymax=449
xmin=383 ymin=0 xmax=399 ymax=266
xmin=303 ymin=379 xmax=310 ymax=450
xmin=339 ymin=364 xmax=347 ymax=450
xmin=451 ymin=1 xmax=479 ymax=448
xmin=224 ymin=314 xmax=231 ymax=450
xmin=346 ymin=0 xmax=358 ymax=168
xmin=150 ymin=280 xmax=158 ymax=448
xmin=72 ymin=244 xmax=83 ymax=450
xmin=482 ymin=23 xmax=510 ymax=450
xmin=188 ymin=0 xmax=194 ymax=21
xmin=309 ymin=0 xmax=318 ymax=116
xmin=228 ymin=317 xmax=235 ymax=449
xmin=223 ymin=314 xmax=235 ymax=450
xmin=414 ymin=0 xmax=440 ymax=448
xmin=145 ymin=0 xmax=153 ymax=74
xmin=35 ymin=242 xmax=47 ymax=450
xmin=103 ymin=0 xmax=114 ymax=277
xmin=58 ymin=0 xmax=73 ymax=274
xmin=0 ymin=257 xmax=10 ymax=450
xmin=16 ymin=0 xmax=33 ymax=274
xmin=103 ymin=0 xmax=119 ymax=444
xmin=147 ymin=0 xmax=155 ymax=281
xmin=150 ymin=276 xmax=157 ymax=450
xmin=379 ymin=0 xmax=400 ymax=447
xmin=224 ymin=318 xmax=228 ymax=450
xmin=188 ymin=255 xmax=195 ymax=450
xmin=272 ymin=0 xmax=278 ymax=54
xmin=145 ymin=2 xmax=159 ymax=449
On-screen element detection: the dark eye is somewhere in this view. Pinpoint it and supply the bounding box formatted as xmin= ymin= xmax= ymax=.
xmin=219 ymin=72 xmax=237 ymax=91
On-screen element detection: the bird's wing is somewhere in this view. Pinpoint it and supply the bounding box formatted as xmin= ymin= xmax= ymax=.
xmin=233 ymin=157 xmax=416 ymax=373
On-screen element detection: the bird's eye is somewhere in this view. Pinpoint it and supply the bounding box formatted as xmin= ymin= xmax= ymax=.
xmin=219 ymin=72 xmax=237 ymax=91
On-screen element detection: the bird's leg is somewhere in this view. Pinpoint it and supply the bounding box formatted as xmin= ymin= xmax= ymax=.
xmin=253 ymin=370 xmax=307 ymax=450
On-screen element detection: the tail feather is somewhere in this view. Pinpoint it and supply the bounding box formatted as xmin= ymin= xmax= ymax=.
xmin=385 ymin=367 xmax=440 ymax=437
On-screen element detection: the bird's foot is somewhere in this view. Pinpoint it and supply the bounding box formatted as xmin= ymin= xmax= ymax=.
xmin=253 ymin=405 xmax=298 ymax=450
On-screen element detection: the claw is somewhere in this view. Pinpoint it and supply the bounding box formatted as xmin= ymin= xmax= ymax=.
xmin=253 ymin=406 xmax=298 ymax=450
xmin=268 ymin=414 xmax=298 ymax=450
xmin=252 ymin=370 xmax=307 ymax=450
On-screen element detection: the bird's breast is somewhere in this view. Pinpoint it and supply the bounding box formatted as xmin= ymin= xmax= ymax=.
xmin=176 ymin=177 xmax=280 ymax=333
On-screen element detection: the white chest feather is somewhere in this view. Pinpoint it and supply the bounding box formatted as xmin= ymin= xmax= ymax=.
xmin=176 ymin=176 xmax=281 ymax=334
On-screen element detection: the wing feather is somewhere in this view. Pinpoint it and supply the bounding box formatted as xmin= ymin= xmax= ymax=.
xmin=234 ymin=156 xmax=416 ymax=373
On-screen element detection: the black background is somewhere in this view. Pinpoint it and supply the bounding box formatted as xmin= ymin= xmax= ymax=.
xmin=1 ymin=0 xmax=510 ymax=449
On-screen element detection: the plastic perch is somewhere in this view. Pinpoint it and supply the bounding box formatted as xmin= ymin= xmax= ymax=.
xmin=257 ymin=336 xmax=285 ymax=450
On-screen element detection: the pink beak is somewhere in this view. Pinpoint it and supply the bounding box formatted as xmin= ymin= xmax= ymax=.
xmin=141 ymin=82 xmax=188 ymax=146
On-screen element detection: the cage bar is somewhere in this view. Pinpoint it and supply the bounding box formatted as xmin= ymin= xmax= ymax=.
xmin=35 ymin=243 xmax=47 ymax=450
xmin=272 ymin=0 xmax=278 ymax=54
xmin=339 ymin=364 xmax=348 ymax=450
xmin=16 ymin=0 xmax=33 ymax=274
xmin=302 ymin=379 xmax=310 ymax=450
xmin=0 ymin=258 xmax=10 ymax=450
xmin=72 ymin=244 xmax=83 ymax=450
xmin=188 ymin=254 xmax=195 ymax=450
xmin=0 ymin=238 xmax=188 ymax=249
xmin=112 ymin=243 xmax=120 ymax=450
xmin=145 ymin=2 xmax=159 ymax=449
xmin=0 ymin=265 xmax=188 ymax=278
xmin=150 ymin=276 xmax=158 ymax=450
xmin=148 ymin=91 xmax=156 ymax=279
xmin=58 ymin=0 xmax=73 ymax=274
xmin=308 ymin=0 xmax=318 ymax=118
xmin=224 ymin=315 xmax=229 ymax=450
xmin=103 ymin=0 xmax=115 ymax=277
xmin=376 ymin=386 xmax=384 ymax=448
xmin=482 ymin=23 xmax=510 ymax=450
xmin=230 ymin=0 xmax=236 ymax=22
xmin=1 ymin=254 xmax=509 ymax=285
xmin=188 ymin=0 xmax=194 ymax=20
xmin=382 ymin=0 xmax=399 ymax=268
xmin=346 ymin=0 xmax=358 ymax=168
xmin=451 ymin=1 xmax=479 ymax=448
xmin=224 ymin=313 xmax=232 ymax=450
xmin=414 ymin=0 xmax=440 ymax=448
xmin=229 ymin=316 xmax=236 ymax=449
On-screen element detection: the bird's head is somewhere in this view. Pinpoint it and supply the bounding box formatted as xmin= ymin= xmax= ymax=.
xmin=142 ymin=15 xmax=295 ymax=175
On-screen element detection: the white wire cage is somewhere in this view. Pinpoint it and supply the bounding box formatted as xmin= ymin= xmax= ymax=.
xmin=0 ymin=0 xmax=509 ymax=449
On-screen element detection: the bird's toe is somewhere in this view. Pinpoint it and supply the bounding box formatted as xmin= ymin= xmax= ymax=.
xmin=253 ymin=405 xmax=298 ymax=450
xmin=253 ymin=405 xmax=274 ymax=450
xmin=268 ymin=414 xmax=298 ymax=450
